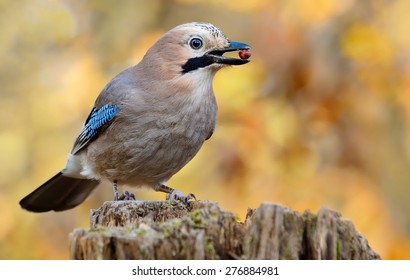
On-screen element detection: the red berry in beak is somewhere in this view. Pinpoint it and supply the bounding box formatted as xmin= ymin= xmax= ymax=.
xmin=239 ymin=49 xmax=251 ymax=60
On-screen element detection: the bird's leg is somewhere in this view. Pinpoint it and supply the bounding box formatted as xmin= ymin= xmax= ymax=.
xmin=113 ymin=180 xmax=119 ymax=201
xmin=112 ymin=180 xmax=136 ymax=201
xmin=155 ymin=184 xmax=196 ymax=206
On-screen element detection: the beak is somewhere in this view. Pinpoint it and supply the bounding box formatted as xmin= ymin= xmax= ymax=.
xmin=205 ymin=41 xmax=251 ymax=65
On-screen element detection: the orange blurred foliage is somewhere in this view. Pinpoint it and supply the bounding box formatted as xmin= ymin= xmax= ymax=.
xmin=1 ymin=0 xmax=409 ymax=259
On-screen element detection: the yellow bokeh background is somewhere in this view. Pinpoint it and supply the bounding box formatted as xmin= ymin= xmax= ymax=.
xmin=1 ymin=0 xmax=410 ymax=259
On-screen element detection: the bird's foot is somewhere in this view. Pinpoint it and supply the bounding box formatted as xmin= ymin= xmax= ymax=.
xmin=117 ymin=190 xmax=136 ymax=201
xmin=166 ymin=190 xmax=196 ymax=206
xmin=112 ymin=180 xmax=135 ymax=201
xmin=156 ymin=184 xmax=196 ymax=207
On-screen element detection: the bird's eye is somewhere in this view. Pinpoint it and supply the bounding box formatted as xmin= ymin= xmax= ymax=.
xmin=189 ymin=38 xmax=203 ymax=49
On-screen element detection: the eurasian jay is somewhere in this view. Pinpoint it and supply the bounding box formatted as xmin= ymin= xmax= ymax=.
xmin=20 ymin=22 xmax=251 ymax=212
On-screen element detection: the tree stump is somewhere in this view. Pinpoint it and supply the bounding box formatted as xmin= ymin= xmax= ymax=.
xmin=69 ymin=200 xmax=380 ymax=260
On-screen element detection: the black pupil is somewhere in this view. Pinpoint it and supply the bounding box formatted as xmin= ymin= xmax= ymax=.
xmin=190 ymin=38 xmax=202 ymax=49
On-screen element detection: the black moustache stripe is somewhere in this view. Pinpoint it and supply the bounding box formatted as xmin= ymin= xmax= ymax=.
xmin=181 ymin=55 xmax=214 ymax=74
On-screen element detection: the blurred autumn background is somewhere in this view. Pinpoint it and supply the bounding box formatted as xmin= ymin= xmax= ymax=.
xmin=1 ymin=0 xmax=410 ymax=259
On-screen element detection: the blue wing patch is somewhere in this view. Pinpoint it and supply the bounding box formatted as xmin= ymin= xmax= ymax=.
xmin=71 ymin=104 xmax=120 ymax=154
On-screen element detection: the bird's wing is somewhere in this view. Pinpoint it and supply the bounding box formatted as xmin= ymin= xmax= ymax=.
xmin=71 ymin=103 xmax=120 ymax=155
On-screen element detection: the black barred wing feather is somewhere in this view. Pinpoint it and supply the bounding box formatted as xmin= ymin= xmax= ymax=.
xmin=71 ymin=104 xmax=120 ymax=155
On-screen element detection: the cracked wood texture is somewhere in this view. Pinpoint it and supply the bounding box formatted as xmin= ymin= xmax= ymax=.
xmin=69 ymin=201 xmax=380 ymax=260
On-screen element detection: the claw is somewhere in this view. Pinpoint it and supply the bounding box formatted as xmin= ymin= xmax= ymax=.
xmin=112 ymin=180 xmax=136 ymax=201
xmin=116 ymin=190 xmax=136 ymax=201
xmin=166 ymin=190 xmax=196 ymax=207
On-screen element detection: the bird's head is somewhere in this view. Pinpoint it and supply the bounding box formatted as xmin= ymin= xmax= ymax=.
xmin=140 ymin=22 xmax=251 ymax=80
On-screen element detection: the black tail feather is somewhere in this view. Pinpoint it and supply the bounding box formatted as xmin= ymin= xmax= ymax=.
xmin=19 ymin=172 xmax=100 ymax=212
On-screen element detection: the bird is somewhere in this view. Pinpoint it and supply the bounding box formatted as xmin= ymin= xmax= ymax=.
xmin=19 ymin=22 xmax=251 ymax=212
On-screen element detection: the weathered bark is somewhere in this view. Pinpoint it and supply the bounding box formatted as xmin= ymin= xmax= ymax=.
xmin=69 ymin=200 xmax=380 ymax=260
